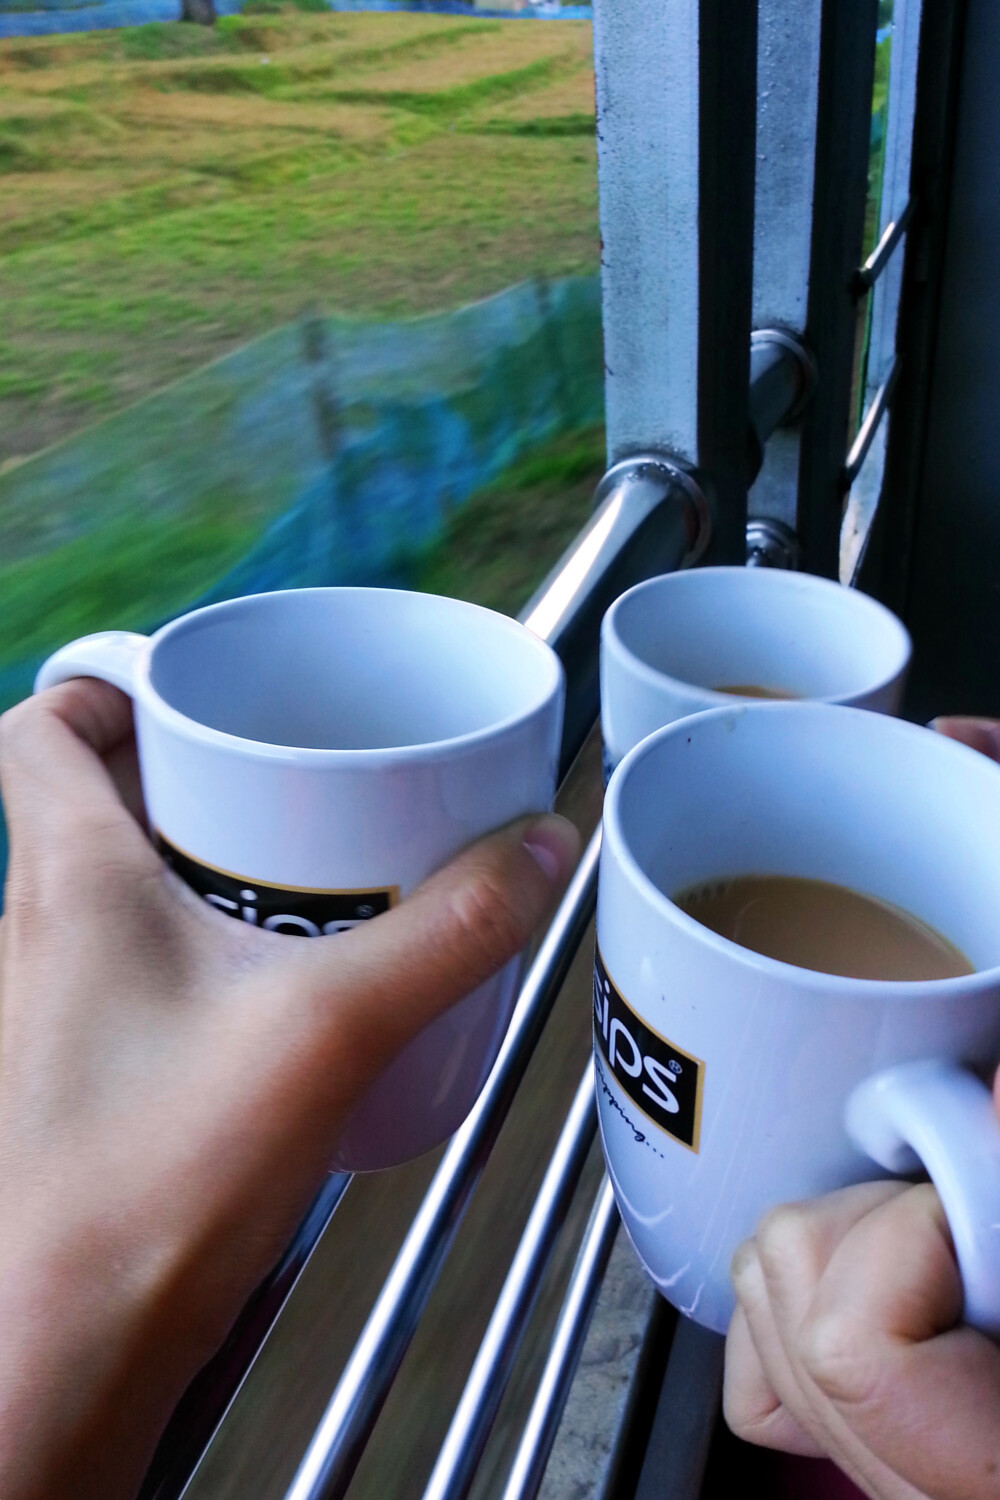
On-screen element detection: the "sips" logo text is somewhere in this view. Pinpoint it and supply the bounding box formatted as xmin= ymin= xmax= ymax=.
xmin=155 ymin=834 xmax=396 ymax=937
xmin=593 ymin=945 xmax=704 ymax=1151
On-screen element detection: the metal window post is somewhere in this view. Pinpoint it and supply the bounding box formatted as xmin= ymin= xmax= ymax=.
xmin=748 ymin=0 xmax=824 ymax=538
xmin=593 ymin=0 xmax=758 ymax=563
xmin=796 ymin=0 xmax=880 ymax=576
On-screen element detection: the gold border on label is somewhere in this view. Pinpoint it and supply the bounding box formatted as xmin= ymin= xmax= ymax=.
xmin=154 ymin=829 xmax=400 ymax=904
xmin=596 ymin=944 xmax=705 ymax=1155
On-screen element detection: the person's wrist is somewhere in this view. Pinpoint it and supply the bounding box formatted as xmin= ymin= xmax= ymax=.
xmin=0 ymin=1194 xmax=221 ymax=1500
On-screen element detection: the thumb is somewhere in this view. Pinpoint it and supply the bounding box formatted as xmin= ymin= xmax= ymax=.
xmin=286 ymin=813 xmax=581 ymax=1077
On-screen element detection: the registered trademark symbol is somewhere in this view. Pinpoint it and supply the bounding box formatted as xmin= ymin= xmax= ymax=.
xmin=357 ymin=904 xmax=375 ymax=918
xmin=668 ymin=1060 xmax=682 ymax=1074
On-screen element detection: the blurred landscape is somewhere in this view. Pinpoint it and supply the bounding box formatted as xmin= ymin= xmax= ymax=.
xmin=0 ymin=7 xmax=598 ymax=460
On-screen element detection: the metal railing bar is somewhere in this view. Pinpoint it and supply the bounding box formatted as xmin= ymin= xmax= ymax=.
xmin=283 ymin=827 xmax=601 ymax=1500
xmin=522 ymin=457 xmax=708 ymax=780
xmin=747 ymin=329 xmax=817 ymax=466
xmin=421 ymin=1066 xmax=598 ymax=1500
xmin=842 ymin=358 xmax=900 ymax=489
xmin=852 ymin=197 xmax=917 ymax=294
xmin=499 ymin=1177 xmax=619 ymax=1500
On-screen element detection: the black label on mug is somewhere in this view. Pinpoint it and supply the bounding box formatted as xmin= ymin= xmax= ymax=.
xmin=155 ymin=834 xmax=397 ymax=937
xmin=593 ymin=945 xmax=704 ymax=1152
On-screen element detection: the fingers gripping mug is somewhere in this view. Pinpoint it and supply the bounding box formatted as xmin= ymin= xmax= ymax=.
xmin=35 ymin=587 xmax=564 ymax=1171
xmin=600 ymin=566 xmax=912 ymax=777
xmin=596 ymin=703 xmax=1000 ymax=1336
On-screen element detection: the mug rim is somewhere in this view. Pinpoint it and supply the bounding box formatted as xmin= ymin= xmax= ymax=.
xmin=603 ymin=701 xmax=1000 ymax=996
xmin=134 ymin=586 xmax=565 ymax=764
xmin=602 ymin=566 xmax=913 ymax=709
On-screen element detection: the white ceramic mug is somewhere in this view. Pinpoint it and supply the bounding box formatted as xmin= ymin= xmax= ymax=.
xmin=596 ymin=702 xmax=1000 ymax=1335
xmin=35 ymin=587 xmax=564 ymax=1171
xmin=600 ymin=566 xmax=912 ymax=776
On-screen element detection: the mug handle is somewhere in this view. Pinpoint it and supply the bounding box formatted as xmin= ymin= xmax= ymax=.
xmin=845 ymin=1059 xmax=1000 ymax=1336
xmin=34 ymin=631 xmax=148 ymax=698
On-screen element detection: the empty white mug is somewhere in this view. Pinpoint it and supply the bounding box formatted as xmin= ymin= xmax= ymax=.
xmin=596 ymin=702 xmax=1000 ymax=1335
xmin=35 ymin=587 xmax=565 ymax=1171
xmin=600 ymin=566 xmax=912 ymax=775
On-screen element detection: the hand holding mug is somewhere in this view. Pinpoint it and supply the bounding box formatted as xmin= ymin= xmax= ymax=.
xmin=596 ymin=702 xmax=1000 ymax=1337
xmin=0 ymin=678 xmax=579 ymax=1500
xmin=34 ymin=586 xmax=566 ymax=1169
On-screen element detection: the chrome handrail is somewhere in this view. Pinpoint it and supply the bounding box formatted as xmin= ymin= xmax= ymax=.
xmin=842 ymin=358 xmax=901 ymax=489
xmin=852 ymin=197 xmax=917 ymax=294
xmin=499 ymin=1179 xmax=619 ymax=1500
xmin=522 ymin=452 xmax=709 ymax=777
xmin=420 ymin=1066 xmax=597 ymax=1500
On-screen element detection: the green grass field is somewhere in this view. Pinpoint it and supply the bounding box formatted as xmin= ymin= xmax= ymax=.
xmin=0 ymin=7 xmax=599 ymax=463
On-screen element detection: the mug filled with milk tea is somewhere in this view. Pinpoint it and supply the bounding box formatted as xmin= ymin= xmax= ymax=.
xmin=35 ymin=587 xmax=564 ymax=1172
xmin=600 ymin=565 xmax=912 ymax=776
xmin=596 ymin=701 xmax=1000 ymax=1335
